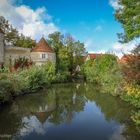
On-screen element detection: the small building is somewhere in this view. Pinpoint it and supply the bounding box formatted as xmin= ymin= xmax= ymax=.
xmin=0 ymin=29 xmax=56 ymax=66
xmin=119 ymin=54 xmax=133 ymax=63
xmin=84 ymin=53 xmax=102 ymax=61
xmin=31 ymin=37 xmax=56 ymax=65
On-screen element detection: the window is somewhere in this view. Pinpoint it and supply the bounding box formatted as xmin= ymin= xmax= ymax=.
xmin=42 ymin=54 xmax=46 ymax=59
xmin=41 ymin=53 xmax=48 ymax=59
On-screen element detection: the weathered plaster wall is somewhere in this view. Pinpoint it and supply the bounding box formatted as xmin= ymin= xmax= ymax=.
xmin=5 ymin=47 xmax=31 ymax=65
xmin=31 ymin=52 xmax=56 ymax=65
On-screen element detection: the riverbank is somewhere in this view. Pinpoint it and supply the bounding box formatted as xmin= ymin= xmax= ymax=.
xmin=0 ymin=54 xmax=140 ymax=126
xmin=0 ymin=62 xmax=71 ymax=104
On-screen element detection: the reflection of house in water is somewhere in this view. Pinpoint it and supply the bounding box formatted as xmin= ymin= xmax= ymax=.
xmin=33 ymin=104 xmax=56 ymax=124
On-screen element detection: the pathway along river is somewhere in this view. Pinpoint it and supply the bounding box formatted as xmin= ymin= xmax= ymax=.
xmin=0 ymin=83 xmax=140 ymax=140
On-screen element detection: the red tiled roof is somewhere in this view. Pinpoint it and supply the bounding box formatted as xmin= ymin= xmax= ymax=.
xmin=120 ymin=54 xmax=133 ymax=63
xmin=32 ymin=37 xmax=54 ymax=53
xmin=88 ymin=53 xmax=102 ymax=59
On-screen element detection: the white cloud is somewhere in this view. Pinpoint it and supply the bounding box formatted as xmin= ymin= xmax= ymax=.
xmin=85 ymin=38 xmax=136 ymax=58
xmin=109 ymin=0 xmax=120 ymax=10
xmin=111 ymin=41 xmax=136 ymax=58
xmin=85 ymin=39 xmax=94 ymax=51
xmin=0 ymin=0 xmax=59 ymax=40
xmin=95 ymin=25 xmax=102 ymax=32
xmin=89 ymin=50 xmax=106 ymax=54
xmin=85 ymin=38 xmax=107 ymax=54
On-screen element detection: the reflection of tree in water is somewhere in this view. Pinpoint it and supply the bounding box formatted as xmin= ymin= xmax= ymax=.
xmin=0 ymin=105 xmax=23 ymax=139
xmin=48 ymin=83 xmax=87 ymax=124
xmin=0 ymin=83 xmax=140 ymax=139
xmin=84 ymin=84 xmax=140 ymax=140
xmin=0 ymin=91 xmax=57 ymax=139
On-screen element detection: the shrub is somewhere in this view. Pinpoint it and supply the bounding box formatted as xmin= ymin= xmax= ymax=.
xmin=55 ymin=71 xmax=70 ymax=83
xmin=122 ymin=83 xmax=140 ymax=108
xmin=0 ymin=73 xmax=24 ymax=102
xmin=0 ymin=62 xmax=57 ymax=103
xmin=131 ymin=111 xmax=140 ymax=126
xmin=14 ymin=57 xmax=33 ymax=70
xmin=41 ymin=61 xmax=56 ymax=83
xmin=84 ymin=54 xmax=123 ymax=95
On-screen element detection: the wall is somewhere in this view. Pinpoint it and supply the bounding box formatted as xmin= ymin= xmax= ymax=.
xmin=31 ymin=52 xmax=56 ymax=65
xmin=0 ymin=32 xmax=4 ymax=64
xmin=5 ymin=47 xmax=31 ymax=65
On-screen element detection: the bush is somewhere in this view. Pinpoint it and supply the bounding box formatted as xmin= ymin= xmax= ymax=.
xmin=0 ymin=62 xmax=56 ymax=103
xmin=122 ymin=83 xmax=140 ymax=108
xmin=41 ymin=61 xmax=56 ymax=83
xmin=84 ymin=54 xmax=123 ymax=95
xmin=55 ymin=71 xmax=70 ymax=83
xmin=0 ymin=73 xmax=24 ymax=102
xmin=131 ymin=111 xmax=140 ymax=126
xmin=14 ymin=57 xmax=33 ymax=70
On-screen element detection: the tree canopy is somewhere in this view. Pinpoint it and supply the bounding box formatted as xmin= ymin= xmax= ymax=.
xmin=114 ymin=0 xmax=140 ymax=43
xmin=0 ymin=16 xmax=36 ymax=48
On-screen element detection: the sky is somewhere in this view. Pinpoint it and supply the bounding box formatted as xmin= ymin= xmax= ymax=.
xmin=0 ymin=0 xmax=136 ymax=57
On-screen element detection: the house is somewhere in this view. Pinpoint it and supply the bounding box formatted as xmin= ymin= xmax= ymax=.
xmin=119 ymin=54 xmax=133 ymax=63
xmin=31 ymin=37 xmax=56 ymax=65
xmin=0 ymin=29 xmax=56 ymax=66
xmin=84 ymin=53 xmax=102 ymax=61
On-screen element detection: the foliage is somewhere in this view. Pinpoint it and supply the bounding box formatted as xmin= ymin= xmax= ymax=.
xmin=131 ymin=111 xmax=140 ymax=126
xmin=48 ymin=32 xmax=64 ymax=72
xmin=48 ymin=32 xmax=86 ymax=76
xmin=41 ymin=61 xmax=56 ymax=83
xmin=0 ymin=64 xmax=9 ymax=73
xmin=14 ymin=57 xmax=33 ymax=70
xmin=84 ymin=54 xmax=123 ymax=95
xmin=0 ymin=62 xmax=56 ymax=103
xmin=121 ymin=46 xmax=140 ymax=85
xmin=114 ymin=0 xmax=140 ymax=43
xmin=55 ymin=71 xmax=71 ymax=83
xmin=122 ymin=83 xmax=140 ymax=108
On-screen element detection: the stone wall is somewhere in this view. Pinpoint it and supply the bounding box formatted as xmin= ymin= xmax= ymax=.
xmin=0 ymin=32 xmax=4 ymax=64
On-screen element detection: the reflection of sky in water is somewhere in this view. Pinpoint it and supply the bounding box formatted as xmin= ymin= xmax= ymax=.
xmin=109 ymin=125 xmax=126 ymax=140
xmin=20 ymin=116 xmax=45 ymax=136
xmin=16 ymin=101 xmax=127 ymax=140
xmin=1 ymin=83 xmax=139 ymax=140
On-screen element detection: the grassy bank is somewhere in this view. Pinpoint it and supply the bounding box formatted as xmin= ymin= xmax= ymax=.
xmin=0 ymin=62 xmax=70 ymax=104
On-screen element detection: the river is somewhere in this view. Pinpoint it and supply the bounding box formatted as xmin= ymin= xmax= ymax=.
xmin=0 ymin=83 xmax=139 ymax=140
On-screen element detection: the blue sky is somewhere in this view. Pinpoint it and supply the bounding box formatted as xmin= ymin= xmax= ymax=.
xmin=18 ymin=0 xmax=122 ymax=52
xmin=1 ymin=0 xmax=135 ymax=57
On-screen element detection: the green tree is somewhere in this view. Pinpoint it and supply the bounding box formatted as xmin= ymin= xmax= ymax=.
xmin=114 ymin=0 xmax=140 ymax=43
xmin=0 ymin=16 xmax=35 ymax=48
xmin=48 ymin=32 xmax=64 ymax=72
xmin=84 ymin=54 xmax=122 ymax=95
xmin=65 ymin=34 xmax=75 ymax=74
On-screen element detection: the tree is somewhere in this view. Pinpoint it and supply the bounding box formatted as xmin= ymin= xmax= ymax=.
xmin=48 ymin=32 xmax=64 ymax=72
xmin=114 ymin=0 xmax=140 ymax=43
xmin=122 ymin=44 xmax=140 ymax=85
xmin=0 ymin=16 xmax=35 ymax=48
xmin=73 ymin=40 xmax=86 ymax=67
xmin=65 ymin=34 xmax=75 ymax=74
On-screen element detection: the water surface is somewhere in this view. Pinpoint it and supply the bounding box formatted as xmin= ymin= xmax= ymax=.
xmin=0 ymin=83 xmax=139 ymax=140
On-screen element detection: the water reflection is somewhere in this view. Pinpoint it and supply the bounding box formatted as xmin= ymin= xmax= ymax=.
xmin=0 ymin=83 xmax=139 ymax=140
